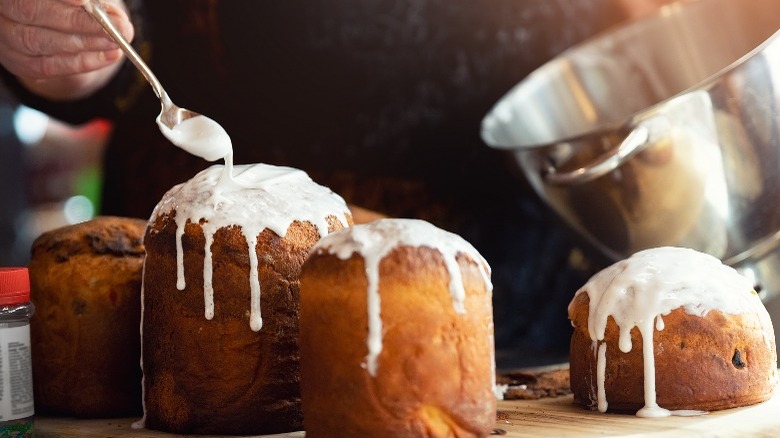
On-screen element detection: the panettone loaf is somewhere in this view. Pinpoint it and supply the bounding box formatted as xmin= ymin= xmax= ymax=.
xmin=299 ymin=218 xmax=496 ymax=438
xmin=142 ymin=163 xmax=351 ymax=435
xmin=29 ymin=216 xmax=145 ymax=417
xmin=568 ymin=247 xmax=778 ymax=416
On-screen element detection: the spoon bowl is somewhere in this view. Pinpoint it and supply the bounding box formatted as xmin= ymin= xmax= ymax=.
xmin=157 ymin=95 xmax=198 ymax=131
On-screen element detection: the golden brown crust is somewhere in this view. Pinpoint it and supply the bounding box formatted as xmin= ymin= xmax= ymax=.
xmin=299 ymin=246 xmax=496 ymax=438
xmin=29 ymin=216 xmax=146 ymax=417
xmin=569 ymin=293 xmax=778 ymax=412
xmin=142 ymin=212 xmax=350 ymax=435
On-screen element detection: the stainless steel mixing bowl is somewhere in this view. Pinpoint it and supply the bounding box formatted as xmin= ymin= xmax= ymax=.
xmin=481 ymin=0 xmax=780 ymax=296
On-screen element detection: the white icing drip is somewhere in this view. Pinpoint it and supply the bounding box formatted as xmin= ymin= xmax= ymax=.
xmin=596 ymin=342 xmax=607 ymax=413
xmin=637 ymin=405 xmax=707 ymax=418
xmin=246 ymin=233 xmax=262 ymax=331
xmin=311 ymin=218 xmax=493 ymax=376
xmin=150 ymin=163 xmax=350 ymax=331
xmin=639 ymin=317 xmax=658 ymax=415
xmin=365 ymin=256 xmax=382 ymax=376
xmin=175 ymin=225 xmax=186 ymax=290
xmin=135 ymin=259 xmax=147 ymax=430
xmin=572 ymin=246 xmax=772 ymax=417
xmin=202 ymin=229 xmax=215 ymax=320
xmin=444 ymin=255 xmax=468 ymax=314
xmin=494 ymin=384 xmax=509 ymax=400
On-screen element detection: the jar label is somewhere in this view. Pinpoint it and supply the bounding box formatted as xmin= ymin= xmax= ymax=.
xmin=0 ymin=325 xmax=33 ymax=421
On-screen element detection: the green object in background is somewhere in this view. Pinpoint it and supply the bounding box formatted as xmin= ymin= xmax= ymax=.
xmin=73 ymin=165 xmax=102 ymax=216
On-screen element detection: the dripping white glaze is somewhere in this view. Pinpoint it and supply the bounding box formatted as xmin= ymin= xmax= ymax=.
xmin=157 ymin=114 xmax=233 ymax=162
xmin=596 ymin=342 xmax=607 ymax=413
xmin=149 ymin=163 xmax=350 ymax=331
xmin=310 ymin=218 xmax=493 ymax=377
xmin=133 ymin=260 xmax=147 ymax=430
xmin=571 ymin=246 xmax=773 ymax=417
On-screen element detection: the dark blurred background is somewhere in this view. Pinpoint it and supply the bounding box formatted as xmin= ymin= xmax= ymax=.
xmin=0 ymin=0 xmax=672 ymax=367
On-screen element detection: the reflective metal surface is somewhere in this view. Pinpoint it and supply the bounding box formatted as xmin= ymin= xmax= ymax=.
xmin=481 ymin=0 xmax=780 ymax=296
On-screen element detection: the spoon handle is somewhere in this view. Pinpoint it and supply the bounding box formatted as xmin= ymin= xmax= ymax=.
xmin=83 ymin=0 xmax=168 ymax=102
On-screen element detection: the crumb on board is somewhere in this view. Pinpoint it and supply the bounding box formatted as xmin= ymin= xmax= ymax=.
xmin=496 ymin=366 xmax=571 ymax=400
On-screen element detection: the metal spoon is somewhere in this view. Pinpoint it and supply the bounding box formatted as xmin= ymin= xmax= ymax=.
xmin=83 ymin=0 xmax=231 ymax=161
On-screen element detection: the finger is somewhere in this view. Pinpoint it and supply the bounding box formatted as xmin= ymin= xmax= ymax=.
xmin=0 ymin=0 xmax=133 ymax=40
xmin=0 ymin=16 xmax=128 ymax=56
xmin=0 ymin=42 xmax=123 ymax=79
xmin=56 ymin=0 xmax=88 ymax=5
xmin=38 ymin=49 xmax=124 ymax=78
xmin=0 ymin=0 xmax=101 ymax=34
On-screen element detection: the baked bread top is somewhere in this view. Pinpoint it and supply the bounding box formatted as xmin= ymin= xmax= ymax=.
xmin=29 ymin=216 xmax=146 ymax=417
xmin=148 ymin=163 xmax=351 ymax=331
xmin=32 ymin=216 xmax=146 ymax=261
xmin=568 ymin=246 xmax=776 ymax=417
xmin=309 ymin=218 xmax=493 ymax=377
xmin=300 ymin=218 xmax=497 ymax=437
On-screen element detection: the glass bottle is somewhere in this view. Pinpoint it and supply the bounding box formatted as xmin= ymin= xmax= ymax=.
xmin=0 ymin=267 xmax=35 ymax=438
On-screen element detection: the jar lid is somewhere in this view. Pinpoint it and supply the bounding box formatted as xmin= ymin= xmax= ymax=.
xmin=0 ymin=267 xmax=30 ymax=305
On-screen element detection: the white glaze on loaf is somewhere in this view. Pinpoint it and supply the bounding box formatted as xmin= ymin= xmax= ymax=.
xmin=310 ymin=218 xmax=493 ymax=377
xmin=570 ymin=246 xmax=773 ymax=417
xmin=148 ymin=163 xmax=350 ymax=332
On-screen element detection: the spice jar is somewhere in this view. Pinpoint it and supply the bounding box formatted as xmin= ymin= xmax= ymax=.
xmin=0 ymin=267 xmax=35 ymax=437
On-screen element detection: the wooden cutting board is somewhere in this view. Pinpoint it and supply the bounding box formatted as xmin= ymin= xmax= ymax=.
xmin=35 ymin=390 xmax=780 ymax=438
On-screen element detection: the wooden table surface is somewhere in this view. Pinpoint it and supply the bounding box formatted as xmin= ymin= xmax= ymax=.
xmin=36 ymin=389 xmax=780 ymax=438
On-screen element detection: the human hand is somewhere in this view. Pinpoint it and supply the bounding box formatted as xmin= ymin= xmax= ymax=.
xmin=0 ymin=0 xmax=134 ymax=100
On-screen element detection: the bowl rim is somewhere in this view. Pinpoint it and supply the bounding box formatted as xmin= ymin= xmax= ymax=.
xmin=481 ymin=0 xmax=780 ymax=150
